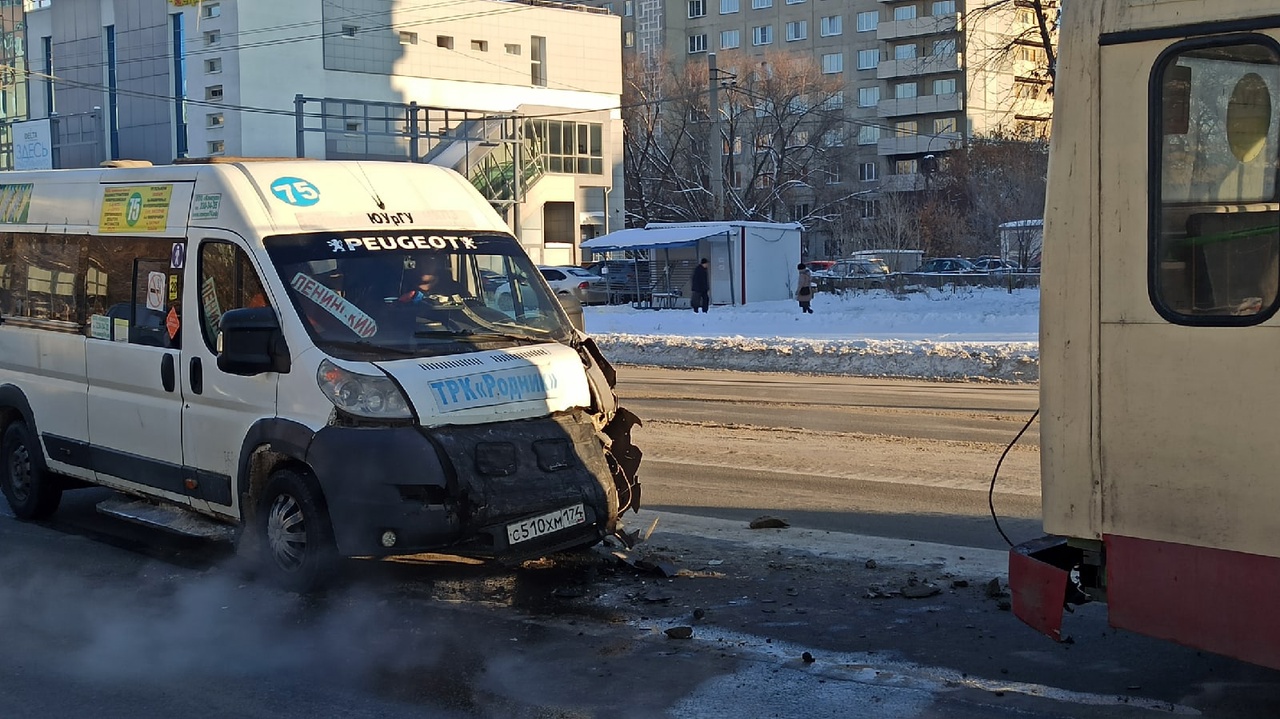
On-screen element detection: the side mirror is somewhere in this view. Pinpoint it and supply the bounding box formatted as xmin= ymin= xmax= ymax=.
xmin=557 ymin=293 xmax=585 ymax=333
xmin=216 ymin=307 xmax=291 ymax=376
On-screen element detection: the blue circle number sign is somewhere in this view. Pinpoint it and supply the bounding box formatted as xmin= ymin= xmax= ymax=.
xmin=270 ymin=177 xmax=321 ymax=207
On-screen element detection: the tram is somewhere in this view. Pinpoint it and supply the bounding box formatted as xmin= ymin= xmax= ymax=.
xmin=1009 ymin=0 xmax=1280 ymax=670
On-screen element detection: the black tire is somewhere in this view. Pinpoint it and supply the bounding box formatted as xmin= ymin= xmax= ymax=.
xmin=255 ymin=468 xmax=337 ymax=592
xmin=0 ymin=421 xmax=62 ymax=520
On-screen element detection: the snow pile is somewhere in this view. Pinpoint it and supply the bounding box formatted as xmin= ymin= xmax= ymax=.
xmin=584 ymin=286 xmax=1040 ymax=382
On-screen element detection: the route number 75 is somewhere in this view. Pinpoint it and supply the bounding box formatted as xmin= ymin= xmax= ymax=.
xmin=270 ymin=178 xmax=321 ymax=206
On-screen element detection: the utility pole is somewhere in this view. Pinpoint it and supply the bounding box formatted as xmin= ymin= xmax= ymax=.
xmin=708 ymin=52 xmax=724 ymax=221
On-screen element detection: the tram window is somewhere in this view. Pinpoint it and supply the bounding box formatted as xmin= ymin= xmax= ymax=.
xmin=1153 ymin=39 xmax=1280 ymax=324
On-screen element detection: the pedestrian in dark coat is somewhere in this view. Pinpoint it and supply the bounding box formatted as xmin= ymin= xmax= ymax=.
xmin=797 ymin=263 xmax=814 ymax=314
xmin=690 ymin=258 xmax=711 ymax=313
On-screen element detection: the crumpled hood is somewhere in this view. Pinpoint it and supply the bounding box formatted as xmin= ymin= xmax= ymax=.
xmin=374 ymin=342 xmax=592 ymax=427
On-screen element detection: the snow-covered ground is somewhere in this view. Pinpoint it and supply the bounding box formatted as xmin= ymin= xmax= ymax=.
xmin=583 ymin=286 xmax=1040 ymax=382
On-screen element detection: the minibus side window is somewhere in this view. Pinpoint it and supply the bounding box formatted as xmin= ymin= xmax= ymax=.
xmin=198 ymin=241 xmax=268 ymax=353
xmin=0 ymin=233 xmax=81 ymax=328
xmin=1152 ymin=39 xmax=1280 ymax=324
xmin=85 ymin=236 xmax=185 ymax=348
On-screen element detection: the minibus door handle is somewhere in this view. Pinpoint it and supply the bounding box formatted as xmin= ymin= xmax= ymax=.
xmin=161 ymin=354 xmax=176 ymax=393
xmin=189 ymin=356 xmax=204 ymax=395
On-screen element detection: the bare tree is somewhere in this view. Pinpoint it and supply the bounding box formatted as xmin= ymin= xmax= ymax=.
xmin=622 ymin=50 xmax=854 ymax=229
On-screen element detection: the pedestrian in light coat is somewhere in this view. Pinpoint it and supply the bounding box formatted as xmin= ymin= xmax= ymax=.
xmin=797 ymin=263 xmax=814 ymax=314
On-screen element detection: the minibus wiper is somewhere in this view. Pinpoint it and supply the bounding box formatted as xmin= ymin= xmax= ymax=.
xmin=414 ymin=329 xmax=537 ymax=344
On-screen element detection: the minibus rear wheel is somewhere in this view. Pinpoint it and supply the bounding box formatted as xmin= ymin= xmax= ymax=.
xmin=256 ymin=468 xmax=337 ymax=592
xmin=1 ymin=421 xmax=62 ymax=520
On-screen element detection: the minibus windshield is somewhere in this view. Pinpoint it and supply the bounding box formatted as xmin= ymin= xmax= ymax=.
xmin=264 ymin=231 xmax=573 ymax=359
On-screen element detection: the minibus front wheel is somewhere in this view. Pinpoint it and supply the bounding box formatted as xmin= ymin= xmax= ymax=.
xmin=255 ymin=468 xmax=337 ymax=592
xmin=1 ymin=421 xmax=62 ymax=520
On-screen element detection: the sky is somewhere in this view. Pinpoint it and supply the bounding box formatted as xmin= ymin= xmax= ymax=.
xmin=583 ymin=286 xmax=1040 ymax=382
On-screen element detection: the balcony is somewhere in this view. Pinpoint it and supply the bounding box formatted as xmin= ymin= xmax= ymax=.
xmin=876 ymin=53 xmax=960 ymax=80
xmin=877 ymin=131 xmax=962 ymax=156
xmin=878 ymin=173 xmax=925 ymax=192
xmin=877 ymin=92 xmax=963 ymax=118
xmin=876 ymin=13 xmax=957 ymax=41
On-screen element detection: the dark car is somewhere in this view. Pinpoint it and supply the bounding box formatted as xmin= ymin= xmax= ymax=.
xmin=914 ymin=257 xmax=980 ymax=274
xmin=584 ymin=259 xmax=652 ymax=303
xmin=973 ymin=257 xmax=1022 ymax=274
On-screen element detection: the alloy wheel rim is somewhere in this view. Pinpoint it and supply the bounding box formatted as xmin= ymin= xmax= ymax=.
xmin=266 ymin=494 xmax=307 ymax=571
xmin=8 ymin=443 xmax=32 ymax=504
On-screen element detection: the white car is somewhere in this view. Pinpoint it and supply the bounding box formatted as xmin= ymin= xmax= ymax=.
xmin=538 ymin=266 xmax=609 ymax=305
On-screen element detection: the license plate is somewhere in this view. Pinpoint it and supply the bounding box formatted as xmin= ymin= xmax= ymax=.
xmin=506 ymin=504 xmax=586 ymax=545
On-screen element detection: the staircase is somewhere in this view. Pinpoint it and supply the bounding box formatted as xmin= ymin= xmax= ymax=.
xmin=419 ymin=117 xmax=544 ymax=208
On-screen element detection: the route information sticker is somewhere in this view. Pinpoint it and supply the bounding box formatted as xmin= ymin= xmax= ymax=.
xmin=100 ymin=185 xmax=173 ymax=233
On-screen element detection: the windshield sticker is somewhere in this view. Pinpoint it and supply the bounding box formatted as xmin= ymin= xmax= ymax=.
xmin=90 ymin=314 xmax=110 ymax=340
xmin=427 ymin=367 xmax=559 ymax=413
xmin=326 ymin=234 xmax=479 ymax=254
xmin=290 ymin=273 xmax=378 ymax=338
xmin=270 ymin=177 xmax=320 ymax=207
xmin=0 ymin=183 xmax=33 ymax=223
xmin=191 ymin=193 xmax=221 ymax=220
xmin=145 ymin=271 xmax=166 ymax=311
xmin=100 ymin=185 xmax=172 ymax=233
xmin=368 ymin=211 xmax=414 ymax=226
xmin=201 ymin=276 xmax=224 ymax=337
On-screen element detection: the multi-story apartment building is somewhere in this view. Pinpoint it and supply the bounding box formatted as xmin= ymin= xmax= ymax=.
xmin=584 ymin=0 xmax=1054 ymax=247
xmin=19 ymin=0 xmax=626 ymax=265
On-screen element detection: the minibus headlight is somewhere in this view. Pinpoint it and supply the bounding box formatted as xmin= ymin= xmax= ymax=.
xmin=317 ymin=359 xmax=412 ymax=420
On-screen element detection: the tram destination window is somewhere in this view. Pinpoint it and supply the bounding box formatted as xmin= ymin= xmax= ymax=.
xmin=1153 ymin=39 xmax=1280 ymax=324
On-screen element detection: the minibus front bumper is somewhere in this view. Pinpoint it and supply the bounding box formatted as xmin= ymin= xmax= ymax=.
xmin=304 ymin=412 xmax=620 ymax=558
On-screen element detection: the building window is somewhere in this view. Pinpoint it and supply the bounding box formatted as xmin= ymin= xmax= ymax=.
xmin=861 ymin=200 xmax=875 ymax=219
xmin=857 ymin=85 xmax=880 ymax=107
xmin=525 ymin=119 xmax=605 ymax=174
xmin=933 ymin=38 xmax=956 ymax=56
xmin=785 ymin=21 xmax=807 ymax=41
xmin=933 ymin=77 xmax=956 ymax=95
xmin=689 ymin=34 xmax=708 ymax=53
xmin=689 ymin=0 xmax=706 ymax=17
xmin=506 ymin=43 xmax=521 ymax=54
xmin=207 ymin=112 xmax=224 ymax=128
xmin=42 ymin=36 xmax=54 ymax=116
xmin=896 ymin=158 xmax=918 ymax=174
xmin=624 ymin=0 xmax=633 ymax=15
xmin=202 ymin=3 xmax=220 ymax=18
xmin=856 ymin=10 xmax=877 ymax=32
xmin=934 ymin=117 xmax=956 ymax=134
xmin=826 ymin=161 xmax=841 ymax=184
xmin=400 ymin=31 xmax=418 ymax=45
xmin=857 ymin=49 xmax=878 ymax=70
xmin=345 ymin=121 xmax=361 ymax=133
xmin=530 ymin=35 xmax=547 ymax=86
xmin=751 ymin=0 xmax=772 ymax=8
xmin=721 ymin=0 xmax=739 ymax=12
xmin=437 ymin=35 xmax=454 ymax=48
xmin=895 ymin=43 xmax=917 ymax=60
xmin=859 ymin=162 xmax=877 ymax=181
xmin=820 ymin=15 xmax=842 ymax=36
xmin=204 ymin=58 xmax=222 ymax=73
xmin=205 ymin=85 xmax=223 ymax=101
xmin=858 ymin=125 xmax=880 ymax=144
xmin=893 ymin=4 xmax=916 ymax=20
xmin=894 ymin=81 xmax=917 ymax=99
xmin=208 ymin=140 xmax=225 ymax=155
xmin=786 ymin=0 xmax=805 ymax=4
xmin=623 ymin=31 xmax=635 ymax=48
xmin=720 ymin=29 xmax=740 ymax=49
xmin=931 ymin=0 xmax=955 ymax=15
xmin=173 ymin=13 xmax=187 ymax=158
xmin=821 ymin=53 xmax=843 ymax=74
xmin=790 ymin=203 xmax=810 ymax=222
xmin=471 ymin=39 xmax=488 ymax=51
xmin=205 ymin=30 xmax=221 ymax=45
xmin=821 ymin=90 xmax=844 ymax=109
xmin=752 ymin=25 xmax=772 ymax=45
xmin=895 ymin=120 xmax=917 ymax=137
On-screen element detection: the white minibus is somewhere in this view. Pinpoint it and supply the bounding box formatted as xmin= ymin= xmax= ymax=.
xmin=0 ymin=159 xmax=642 ymax=590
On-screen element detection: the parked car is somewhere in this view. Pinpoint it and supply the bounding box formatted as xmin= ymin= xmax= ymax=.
xmin=807 ymin=260 xmax=837 ymax=274
xmin=583 ymin=259 xmax=651 ymax=303
xmin=539 ymin=265 xmax=609 ymax=305
xmin=913 ymin=257 xmax=981 ymax=274
xmin=815 ymin=259 xmax=891 ymax=292
xmin=972 ymin=257 xmax=1022 ymax=274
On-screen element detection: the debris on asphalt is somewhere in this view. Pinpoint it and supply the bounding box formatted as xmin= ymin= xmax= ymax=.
xmin=985 ymin=578 xmax=1008 ymax=599
xmin=952 ymin=579 xmax=969 ymax=588
xmin=749 ymin=516 xmax=790 ymax=529
xmin=865 ymin=559 xmax=878 ymax=569
xmin=802 ymin=651 xmax=815 ymax=664
xmin=901 ymin=583 xmax=942 ymax=599
xmin=693 ymin=608 xmax=706 ymax=620
xmin=665 ymin=626 xmax=694 ymax=639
